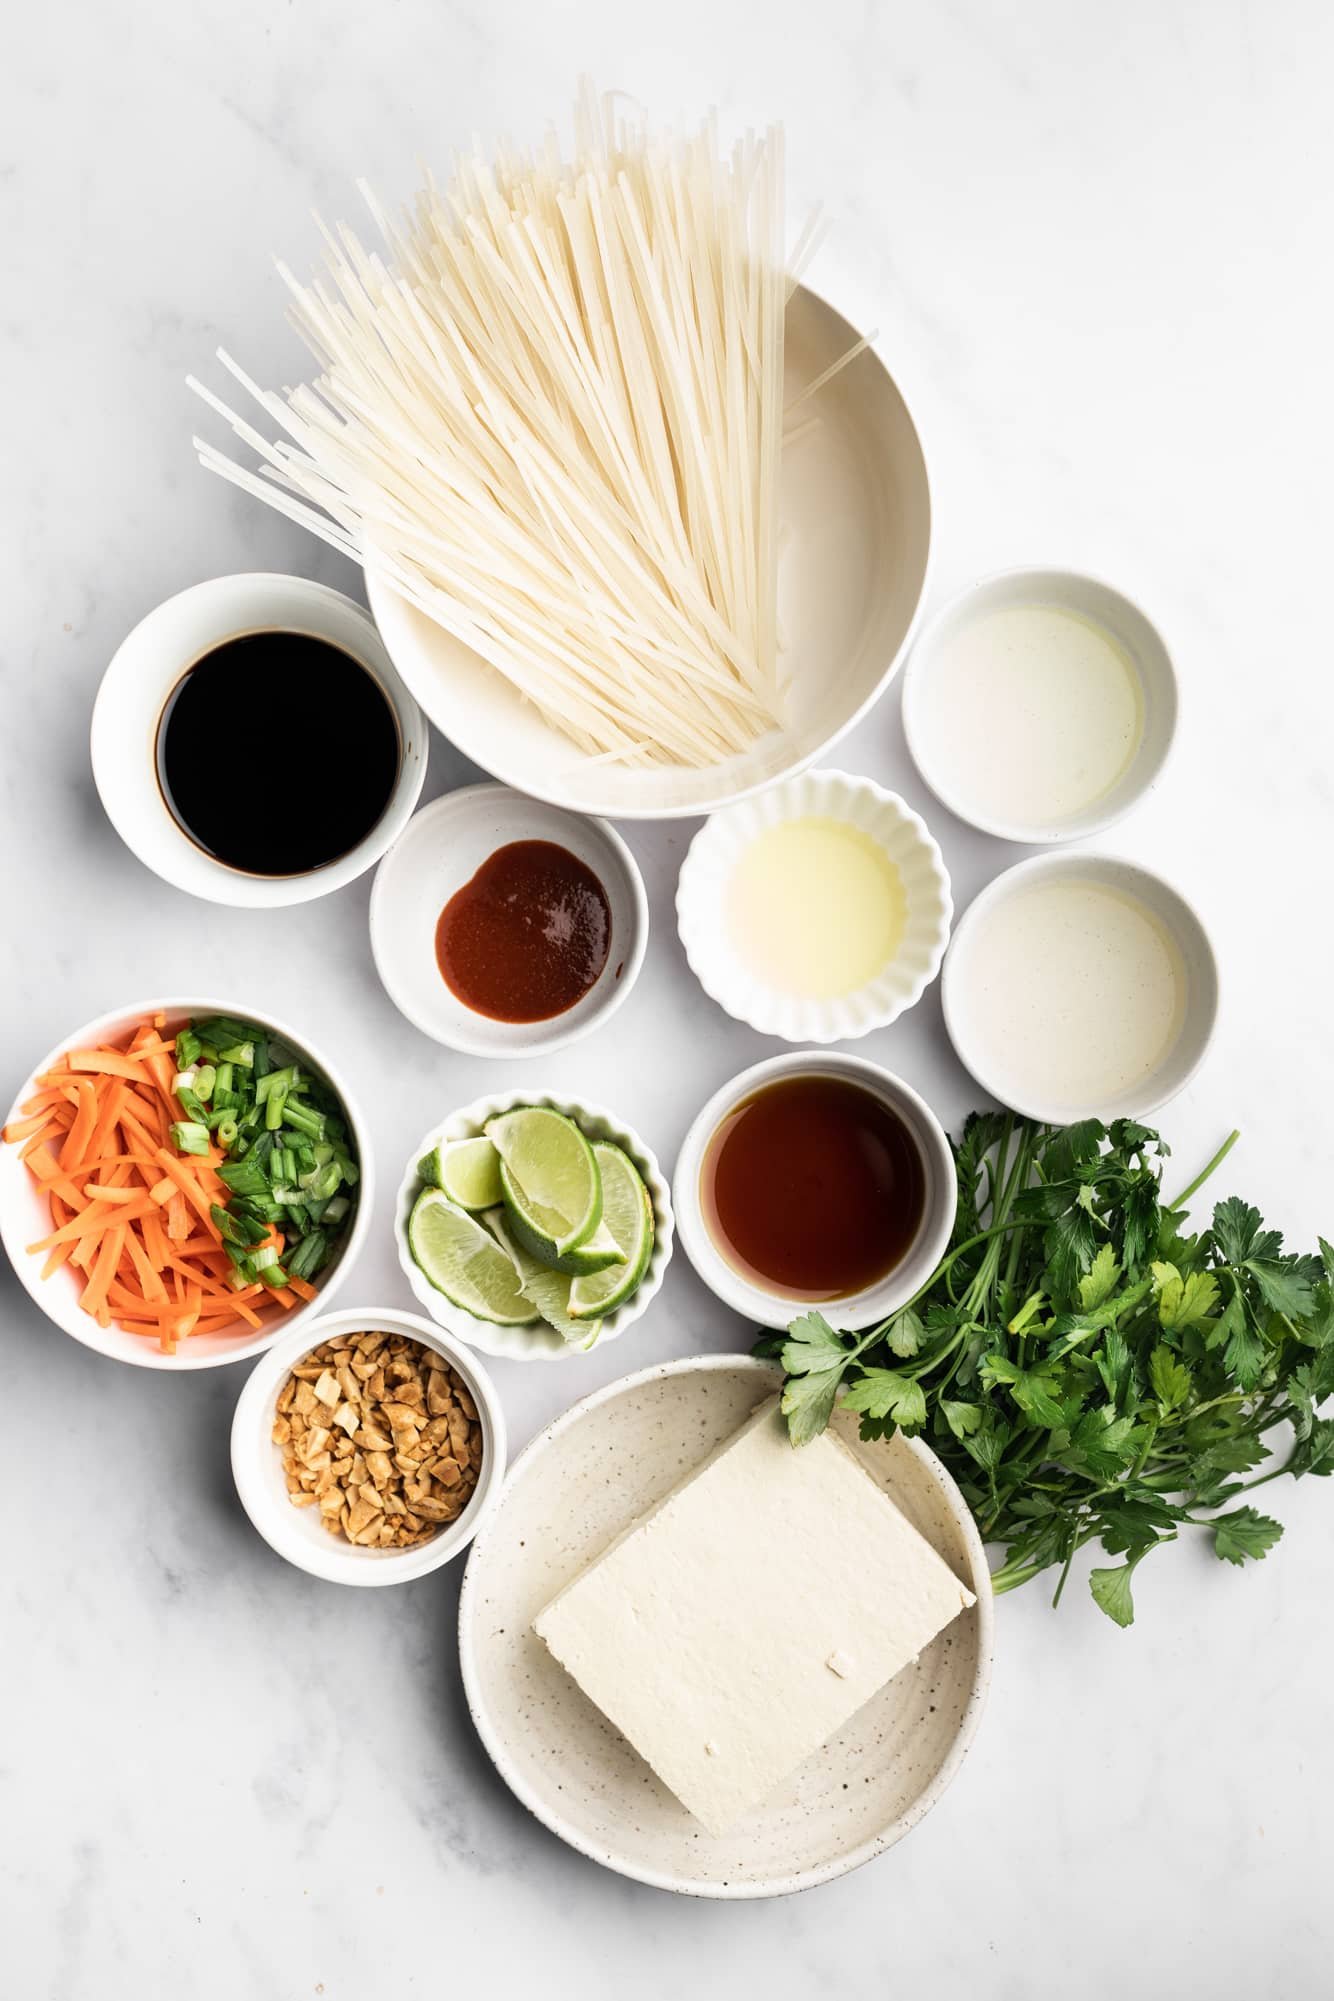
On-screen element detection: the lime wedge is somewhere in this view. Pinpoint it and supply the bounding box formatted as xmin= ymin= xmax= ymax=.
xmin=486 ymin=1106 xmax=602 ymax=1263
xmin=487 ymin=1209 xmax=593 ymax=1345
xmin=407 ymin=1188 xmax=537 ymax=1325
xmin=568 ymin=1144 xmax=654 ymax=1320
xmin=417 ymin=1136 xmax=504 ymax=1213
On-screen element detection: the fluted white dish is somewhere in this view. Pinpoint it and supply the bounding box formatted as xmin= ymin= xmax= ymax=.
xmin=676 ymin=770 xmax=952 ymax=1043
xmin=395 ymin=1091 xmax=673 ymax=1362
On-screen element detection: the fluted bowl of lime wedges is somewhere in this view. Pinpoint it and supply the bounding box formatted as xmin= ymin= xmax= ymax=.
xmin=395 ymin=1093 xmax=674 ymax=1361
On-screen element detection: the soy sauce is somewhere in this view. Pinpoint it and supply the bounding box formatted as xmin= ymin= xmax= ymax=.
xmin=436 ymin=839 xmax=612 ymax=1021
xmin=701 ymin=1075 xmax=925 ymax=1301
xmin=157 ymin=632 xmax=399 ymax=876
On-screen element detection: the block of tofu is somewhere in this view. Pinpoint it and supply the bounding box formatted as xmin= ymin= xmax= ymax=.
xmin=533 ymin=1396 xmax=975 ymax=1835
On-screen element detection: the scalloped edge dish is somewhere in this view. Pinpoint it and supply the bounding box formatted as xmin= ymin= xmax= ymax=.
xmin=675 ymin=769 xmax=952 ymax=1042
xmin=394 ymin=1091 xmax=673 ymax=1361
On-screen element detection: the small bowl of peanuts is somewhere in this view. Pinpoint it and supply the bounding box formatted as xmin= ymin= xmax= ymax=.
xmin=231 ymin=1305 xmax=506 ymax=1585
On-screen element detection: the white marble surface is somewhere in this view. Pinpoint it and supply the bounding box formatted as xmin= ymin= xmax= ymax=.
xmin=4 ymin=2 xmax=1333 ymax=1992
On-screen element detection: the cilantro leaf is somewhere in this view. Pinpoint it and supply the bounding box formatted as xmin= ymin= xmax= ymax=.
xmin=1079 ymin=1243 xmax=1121 ymax=1310
xmin=884 ymin=1308 xmax=923 ymax=1359
xmin=839 ymin=1368 xmax=926 ymax=1431
xmin=1212 ymin=1197 xmax=1262 ymax=1264
xmin=1070 ymin=1408 xmax=1139 ymax=1478
xmin=1089 ymin=1560 xmax=1139 ymax=1627
xmin=1292 ymin=1418 xmax=1334 ymax=1478
xmin=1246 ymin=1256 xmax=1321 ymax=1320
xmin=1152 ymin=1262 xmax=1220 ymax=1332
xmin=940 ymin=1398 xmax=981 ymax=1441
xmin=780 ymin=1311 xmax=850 ymax=1376
xmin=981 ymin=1354 xmax=1067 ymax=1429
xmin=1212 ymin=1508 xmax=1284 ymax=1565
xmin=1149 ymin=1344 xmax=1193 ymax=1412
xmin=780 ymin=1368 xmax=844 ymax=1448
xmin=1218 ymin=1291 xmax=1267 ymax=1391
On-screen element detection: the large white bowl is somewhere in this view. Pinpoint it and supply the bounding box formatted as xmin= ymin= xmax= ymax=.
xmin=0 ymin=997 xmax=373 ymax=1370
xmin=92 ymin=574 xmax=428 ymax=906
xmin=231 ymin=1306 xmax=506 ymax=1587
xmin=676 ymin=769 xmax=952 ymax=1043
xmin=395 ymin=1091 xmax=673 ymax=1361
xmin=458 ymin=1354 xmax=992 ymax=1898
xmin=366 ymin=285 xmax=931 ymax=819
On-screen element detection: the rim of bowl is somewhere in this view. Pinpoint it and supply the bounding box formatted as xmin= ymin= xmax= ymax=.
xmin=231 ymin=1305 xmax=507 ymax=1585
xmin=90 ymin=574 xmax=428 ymax=907
xmin=362 ymin=281 xmax=933 ymax=821
xmin=901 ymin=565 xmax=1179 ymax=845
xmin=457 ymin=1351 xmax=994 ymax=1899
xmin=672 ymin=1051 xmax=957 ymax=1329
xmin=0 ymin=996 xmax=374 ymax=1371
xmin=675 ymin=768 xmax=953 ymax=1044
xmin=394 ymin=1090 xmax=674 ymax=1361
xmin=368 ymin=784 xmax=650 ymax=1057
xmin=941 ymin=851 xmax=1220 ymax=1123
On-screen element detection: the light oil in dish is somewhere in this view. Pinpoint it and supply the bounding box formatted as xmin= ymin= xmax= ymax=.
xmin=921 ymin=603 xmax=1144 ymax=827
xmin=961 ymin=878 xmax=1186 ymax=1108
xmin=727 ymin=817 xmax=906 ymax=999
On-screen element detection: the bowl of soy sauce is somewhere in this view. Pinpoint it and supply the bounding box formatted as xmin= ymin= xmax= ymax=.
xmin=92 ymin=574 xmax=427 ymax=906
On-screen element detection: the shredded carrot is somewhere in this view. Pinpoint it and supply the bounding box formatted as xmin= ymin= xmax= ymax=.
xmin=6 ymin=1014 xmax=319 ymax=1353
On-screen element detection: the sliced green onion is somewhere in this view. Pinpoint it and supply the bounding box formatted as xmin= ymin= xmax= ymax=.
xmin=192 ymin=1064 xmax=216 ymax=1103
xmin=175 ymin=1028 xmax=201 ymax=1070
xmin=170 ymin=1120 xmax=210 ymax=1156
xmin=214 ymin=1115 xmax=239 ymax=1149
xmin=256 ymin=1066 xmax=299 ymax=1104
xmin=322 ymin=1194 xmax=351 ymax=1224
xmin=173 ymin=1066 xmax=197 ymax=1093
xmin=217 ymin=1041 xmax=255 ymax=1068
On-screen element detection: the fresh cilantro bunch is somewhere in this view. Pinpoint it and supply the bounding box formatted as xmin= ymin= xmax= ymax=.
xmin=757 ymin=1114 xmax=1334 ymax=1626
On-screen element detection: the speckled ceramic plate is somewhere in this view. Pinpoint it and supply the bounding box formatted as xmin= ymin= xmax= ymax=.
xmin=458 ymin=1355 xmax=992 ymax=1898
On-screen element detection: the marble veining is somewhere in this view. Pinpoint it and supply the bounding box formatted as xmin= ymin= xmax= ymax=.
xmin=4 ymin=2 xmax=1333 ymax=1994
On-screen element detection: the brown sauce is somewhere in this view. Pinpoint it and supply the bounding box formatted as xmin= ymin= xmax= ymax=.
xmin=700 ymin=1075 xmax=925 ymax=1301
xmin=157 ymin=631 xmax=399 ymax=877
xmin=435 ymin=840 xmax=612 ymax=1022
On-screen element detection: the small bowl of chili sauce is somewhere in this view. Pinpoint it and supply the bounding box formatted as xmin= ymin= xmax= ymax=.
xmin=91 ymin=574 xmax=427 ymax=908
xmin=369 ymin=784 xmax=649 ymax=1056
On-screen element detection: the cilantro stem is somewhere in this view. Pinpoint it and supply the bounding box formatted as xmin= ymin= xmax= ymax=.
xmin=1166 ymin=1128 xmax=1241 ymax=1211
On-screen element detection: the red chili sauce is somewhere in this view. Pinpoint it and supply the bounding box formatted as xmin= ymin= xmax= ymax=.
xmin=435 ymin=840 xmax=612 ymax=1022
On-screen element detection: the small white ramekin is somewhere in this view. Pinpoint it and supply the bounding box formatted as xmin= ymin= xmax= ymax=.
xmin=902 ymin=567 xmax=1178 ymax=844
xmin=672 ymin=1050 xmax=957 ymax=1332
xmin=942 ymin=852 xmax=1219 ymax=1123
xmin=91 ymin=574 xmax=427 ymax=906
xmin=675 ymin=770 xmax=952 ymax=1043
xmin=230 ymin=1306 xmax=506 ymax=1587
xmin=0 ymin=996 xmax=372 ymax=1371
xmin=395 ymin=1091 xmax=674 ymax=1362
xmin=369 ymin=784 xmax=648 ymax=1057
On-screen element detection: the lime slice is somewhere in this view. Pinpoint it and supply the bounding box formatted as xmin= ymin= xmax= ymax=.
xmin=487 ymin=1209 xmax=592 ymax=1345
xmin=417 ymin=1136 xmax=504 ymax=1213
xmin=487 ymin=1106 xmax=602 ymax=1263
xmin=568 ymin=1144 xmax=654 ymax=1320
xmin=407 ymin=1188 xmax=537 ymax=1325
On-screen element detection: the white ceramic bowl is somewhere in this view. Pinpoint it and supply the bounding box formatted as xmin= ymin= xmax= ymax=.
xmin=230 ymin=1306 xmax=506 ymax=1586
xmin=902 ymin=567 xmax=1177 ymax=843
xmin=675 ymin=769 xmax=951 ymax=1043
xmin=942 ymin=852 xmax=1219 ymax=1123
xmin=366 ymin=284 xmax=931 ymax=820
xmin=0 ymin=997 xmax=372 ymax=1370
xmin=92 ymin=574 xmax=427 ymax=905
xmin=673 ymin=1051 xmax=957 ymax=1332
xmin=395 ymin=1092 xmax=674 ymax=1361
xmin=458 ymin=1353 xmax=992 ymax=1897
xmin=369 ymin=785 xmax=648 ymax=1057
